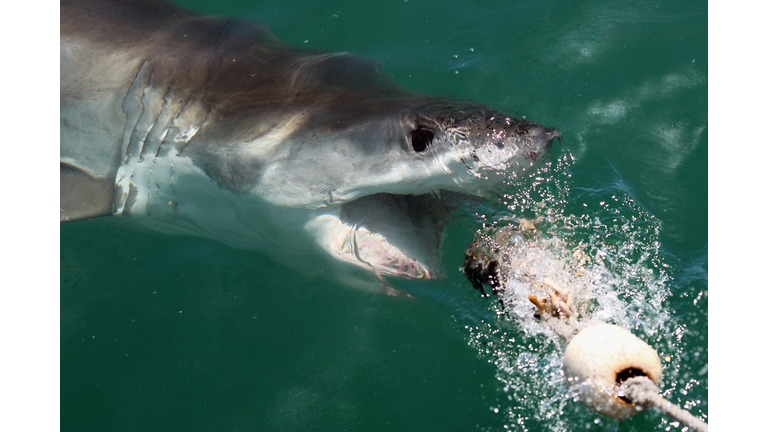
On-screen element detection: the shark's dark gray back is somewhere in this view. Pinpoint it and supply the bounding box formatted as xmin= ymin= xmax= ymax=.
xmin=60 ymin=0 xmax=415 ymax=219
xmin=62 ymin=0 xmax=407 ymax=113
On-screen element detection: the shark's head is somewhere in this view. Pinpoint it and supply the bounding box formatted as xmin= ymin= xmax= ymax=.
xmin=167 ymin=49 xmax=559 ymax=286
xmin=239 ymin=97 xmax=559 ymax=282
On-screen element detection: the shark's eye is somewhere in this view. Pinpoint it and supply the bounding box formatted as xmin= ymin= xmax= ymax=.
xmin=411 ymin=127 xmax=434 ymax=152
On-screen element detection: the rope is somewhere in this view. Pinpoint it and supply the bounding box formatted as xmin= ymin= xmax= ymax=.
xmin=528 ymin=288 xmax=708 ymax=431
xmin=619 ymin=377 xmax=709 ymax=432
xmin=527 ymin=288 xmax=708 ymax=430
xmin=528 ymin=288 xmax=709 ymax=432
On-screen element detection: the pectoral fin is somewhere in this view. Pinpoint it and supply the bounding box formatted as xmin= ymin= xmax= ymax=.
xmin=60 ymin=162 xmax=115 ymax=222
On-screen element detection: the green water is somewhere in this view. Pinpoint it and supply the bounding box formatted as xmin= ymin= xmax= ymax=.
xmin=60 ymin=0 xmax=707 ymax=431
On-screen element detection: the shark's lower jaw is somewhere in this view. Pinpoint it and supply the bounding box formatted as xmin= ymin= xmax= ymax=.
xmin=323 ymin=219 xmax=434 ymax=279
xmin=307 ymin=191 xmax=461 ymax=280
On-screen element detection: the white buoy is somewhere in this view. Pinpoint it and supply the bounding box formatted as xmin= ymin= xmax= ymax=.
xmin=563 ymin=323 xmax=662 ymax=419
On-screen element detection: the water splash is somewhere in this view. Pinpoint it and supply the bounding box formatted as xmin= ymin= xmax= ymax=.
xmin=460 ymin=152 xmax=699 ymax=430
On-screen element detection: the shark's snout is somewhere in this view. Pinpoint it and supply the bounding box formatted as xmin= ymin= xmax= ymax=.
xmin=535 ymin=126 xmax=560 ymax=157
xmin=512 ymin=122 xmax=560 ymax=161
xmin=543 ymin=127 xmax=561 ymax=146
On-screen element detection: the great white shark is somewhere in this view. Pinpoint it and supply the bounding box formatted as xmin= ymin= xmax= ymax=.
xmin=60 ymin=0 xmax=560 ymax=291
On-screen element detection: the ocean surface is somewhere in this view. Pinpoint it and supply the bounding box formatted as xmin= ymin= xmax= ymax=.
xmin=60 ymin=0 xmax=707 ymax=431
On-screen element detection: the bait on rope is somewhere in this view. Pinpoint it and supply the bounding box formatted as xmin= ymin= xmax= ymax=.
xmin=464 ymin=223 xmax=708 ymax=432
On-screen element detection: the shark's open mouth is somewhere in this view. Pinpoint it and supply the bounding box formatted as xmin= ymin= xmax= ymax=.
xmin=316 ymin=191 xmax=463 ymax=279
